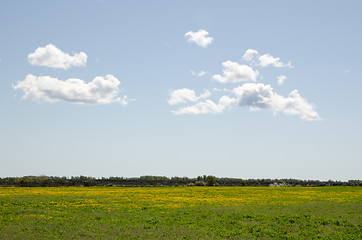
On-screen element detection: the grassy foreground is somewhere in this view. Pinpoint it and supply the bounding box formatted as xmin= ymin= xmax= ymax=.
xmin=0 ymin=186 xmax=361 ymax=239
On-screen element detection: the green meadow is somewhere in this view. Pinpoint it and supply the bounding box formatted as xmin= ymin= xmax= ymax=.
xmin=0 ymin=186 xmax=361 ymax=239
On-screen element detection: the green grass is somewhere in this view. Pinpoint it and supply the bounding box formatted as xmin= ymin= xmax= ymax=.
xmin=0 ymin=186 xmax=361 ymax=239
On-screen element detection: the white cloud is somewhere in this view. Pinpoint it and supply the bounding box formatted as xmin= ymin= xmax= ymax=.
xmin=191 ymin=70 xmax=207 ymax=77
xmin=13 ymin=74 xmax=128 ymax=105
xmin=172 ymin=96 xmax=237 ymax=115
xmin=219 ymin=95 xmax=238 ymax=107
xmin=242 ymin=49 xmax=293 ymax=69
xmin=258 ymin=53 xmax=293 ymax=68
xmin=185 ymin=29 xmax=213 ymax=48
xmin=232 ymin=83 xmax=320 ymax=121
xmin=28 ymin=44 xmax=87 ymax=69
xmin=172 ymin=100 xmax=223 ymax=115
xmin=169 ymin=83 xmax=321 ymax=120
xmin=169 ymin=48 xmax=319 ymax=121
xmin=212 ymin=61 xmax=259 ymax=83
xmin=277 ymin=75 xmax=287 ymax=85
xmin=168 ymin=88 xmax=210 ymax=105
xmin=242 ymin=49 xmax=259 ymax=62
xmin=212 ymin=88 xmax=231 ymax=92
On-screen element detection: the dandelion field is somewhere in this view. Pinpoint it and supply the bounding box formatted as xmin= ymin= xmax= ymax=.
xmin=0 ymin=186 xmax=361 ymax=239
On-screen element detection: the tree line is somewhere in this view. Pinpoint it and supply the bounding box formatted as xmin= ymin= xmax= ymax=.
xmin=0 ymin=175 xmax=360 ymax=187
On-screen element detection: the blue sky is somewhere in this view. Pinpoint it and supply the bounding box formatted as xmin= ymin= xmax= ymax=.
xmin=1 ymin=1 xmax=361 ymax=180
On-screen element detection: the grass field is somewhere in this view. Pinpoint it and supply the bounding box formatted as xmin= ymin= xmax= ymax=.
xmin=0 ymin=186 xmax=361 ymax=239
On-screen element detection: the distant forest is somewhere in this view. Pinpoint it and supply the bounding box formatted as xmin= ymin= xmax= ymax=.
xmin=0 ymin=175 xmax=360 ymax=187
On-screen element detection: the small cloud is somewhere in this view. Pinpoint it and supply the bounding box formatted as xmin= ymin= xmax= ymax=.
xmin=345 ymin=69 xmax=350 ymax=74
xmin=212 ymin=61 xmax=258 ymax=83
xmin=172 ymin=100 xmax=223 ymax=115
xmin=28 ymin=44 xmax=87 ymax=69
xmin=212 ymin=88 xmax=231 ymax=92
xmin=172 ymin=96 xmax=237 ymax=115
xmin=258 ymin=53 xmax=293 ymax=68
xmin=242 ymin=49 xmax=293 ymax=69
xmin=277 ymin=75 xmax=287 ymax=85
xmin=168 ymin=88 xmax=210 ymax=105
xmin=191 ymin=70 xmax=207 ymax=77
xmin=185 ymin=29 xmax=213 ymax=48
xmin=242 ymin=49 xmax=259 ymax=62
xmin=13 ymin=74 xmax=128 ymax=105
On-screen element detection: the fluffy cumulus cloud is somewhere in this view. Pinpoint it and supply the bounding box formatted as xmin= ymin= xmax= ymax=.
xmin=168 ymin=84 xmax=320 ymax=121
xmin=13 ymin=74 xmax=128 ymax=105
xmin=241 ymin=49 xmax=293 ymax=68
xmin=28 ymin=44 xmax=87 ymax=69
xmin=277 ymin=75 xmax=287 ymax=85
xmin=212 ymin=61 xmax=258 ymax=83
xmin=169 ymin=48 xmax=320 ymax=121
xmin=232 ymin=83 xmax=320 ymax=121
xmin=258 ymin=54 xmax=293 ymax=68
xmin=185 ymin=29 xmax=213 ymax=48
xmin=168 ymin=88 xmax=210 ymax=105
xmin=242 ymin=49 xmax=259 ymax=62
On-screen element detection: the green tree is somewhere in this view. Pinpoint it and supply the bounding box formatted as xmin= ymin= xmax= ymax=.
xmin=240 ymin=180 xmax=246 ymax=186
xmin=206 ymin=175 xmax=216 ymax=186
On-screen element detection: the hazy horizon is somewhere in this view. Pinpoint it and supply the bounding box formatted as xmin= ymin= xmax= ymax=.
xmin=1 ymin=1 xmax=361 ymax=181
